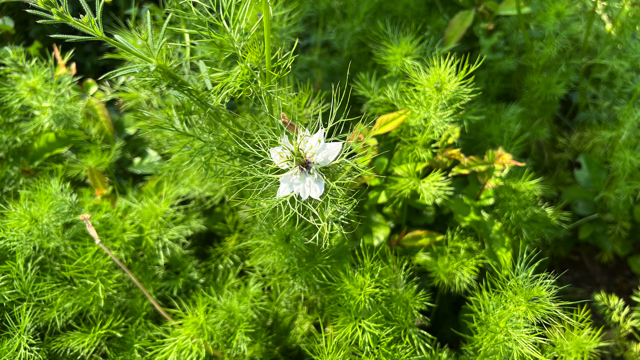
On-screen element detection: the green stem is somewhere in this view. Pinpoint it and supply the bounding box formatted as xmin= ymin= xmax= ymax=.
xmin=261 ymin=0 xmax=274 ymax=116
xmin=53 ymin=10 xmax=244 ymax=136
xmin=581 ymin=0 xmax=599 ymax=59
xmin=576 ymin=0 xmax=599 ymax=112
xmin=579 ymin=6 xmax=621 ymax=115
xmin=80 ymin=215 xmax=223 ymax=358
xmin=99 ymin=35 xmax=242 ymax=136
xmin=80 ymin=215 xmax=175 ymax=323
xmin=567 ymin=213 xmax=599 ymax=230
xmin=182 ymin=20 xmax=191 ymax=75
xmin=429 ymin=288 xmax=441 ymax=321
xmin=262 ymin=0 xmax=272 ymax=85
xmin=622 ymin=79 xmax=640 ymax=119
xmin=515 ymin=0 xmax=532 ymax=51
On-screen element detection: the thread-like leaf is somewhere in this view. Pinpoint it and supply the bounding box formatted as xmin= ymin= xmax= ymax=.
xmin=99 ymin=64 xmax=149 ymax=80
xmin=25 ymin=10 xmax=57 ymax=20
xmin=50 ymin=34 xmax=100 ymax=41
xmin=78 ymin=0 xmax=94 ymax=18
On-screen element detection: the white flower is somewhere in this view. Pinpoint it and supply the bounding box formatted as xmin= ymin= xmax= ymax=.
xmin=270 ymin=128 xmax=342 ymax=200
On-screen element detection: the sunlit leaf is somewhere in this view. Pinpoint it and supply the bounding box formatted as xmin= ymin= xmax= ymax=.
xmin=84 ymin=97 xmax=115 ymax=140
xmin=444 ymin=10 xmax=475 ymax=47
xmin=371 ymin=110 xmax=408 ymax=135
xmin=484 ymin=1 xmax=499 ymax=12
xmin=399 ymin=230 xmax=444 ymax=247
xmin=87 ymin=166 xmax=108 ymax=197
xmin=373 ymin=156 xmax=389 ymax=174
xmin=83 ymin=78 xmax=99 ymax=96
xmin=451 ymin=147 xmax=524 ymax=176
xmin=450 ymin=156 xmax=492 ymax=175
xmin=496 ymin=0 xmax=532 ymax=16
xmin=27 ymin=40 xmax=43 ymax=56
xmin=28 ymin=131 xmax=74 ymax=165
xmin=363 ymin=211 xmax=391 ymax=247
xmin=490 ymin=147 xmax=525 ymax=167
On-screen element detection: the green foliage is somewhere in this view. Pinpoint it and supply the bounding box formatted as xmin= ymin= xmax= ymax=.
xmin=320 ymin=250 xmax=432 ymax=358
xmin=463 ymin=254 xmax=602 ymax=359
xmin=416 ymin=230 xmax=483 ymax=294
xmin=594 ymin=290 xmax=640 ymax=358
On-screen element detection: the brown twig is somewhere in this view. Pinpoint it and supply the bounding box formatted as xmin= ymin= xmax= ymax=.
xmin=79 ymin=214 xmax=175 ymax=322
xmin=79 ymin=214 xmax=224 ymax=358
xmin=280 ymin=113 xmax=299 ymax=135
xmin=389 ymin=227 xmax=407 ymax=250
xmin=52 ymin=44 xmax=77 ymax=77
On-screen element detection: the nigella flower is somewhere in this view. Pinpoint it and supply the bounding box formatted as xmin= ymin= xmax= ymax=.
xmin=270 ymin=128 xmax=342 ymax=200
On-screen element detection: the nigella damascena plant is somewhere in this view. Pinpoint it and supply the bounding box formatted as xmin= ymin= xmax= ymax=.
xmin=270 ymin=128 xmax=342 ymax=200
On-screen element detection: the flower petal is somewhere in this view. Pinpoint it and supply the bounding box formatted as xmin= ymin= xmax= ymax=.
xmin=300 ymin=128 xmax=325 ymax=155
xmin=307 ymin=172 xmax=325 ymax=200
xmin=281 ymin=135 xmax=293 ymax=149
xmin=313 ymin=142 xmax=342 ymax=167
xmin=292 ymin=171 xmax=310 ymax=200
xmin=277 ymin=170 xmax=296 ymax=198
xmin=270 ymin=146 xmax=291 ymax=169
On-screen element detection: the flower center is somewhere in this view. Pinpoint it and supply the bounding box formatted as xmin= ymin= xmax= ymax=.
xmin=292 ymin=150 xmax=313 ymax=171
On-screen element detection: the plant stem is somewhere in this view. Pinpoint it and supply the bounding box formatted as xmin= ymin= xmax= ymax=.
xmin=515 ymin=0 xmax=532 ymax=51
xmin=567 ymin=213 xmax=599 ymax=230
xmin=262 ymin=0 xmax=273 ymax=116
xmin=182 ymin=20 xmax=191 ymax=75
xmin=429 ymin=287 xmax=441 ymax=321
xmin=623 ymin=77 xmax=640 ymax=119
xmin=577 ymin=0 xmax=599 ymax=112
xmin=475 ymin=172 xmax=494 ymax=201
xmin=79 ymin=214 xmax=175 ymax=322
xmin=262 ymin=0 xmax=272 ymax=85
xmin=62 ymin=15 xmax=243 ymax=136
xmin=79 ymin=214 xmax=224 ymax=358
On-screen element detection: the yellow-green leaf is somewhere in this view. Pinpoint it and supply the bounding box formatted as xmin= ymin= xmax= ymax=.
xmin=496 ymin=0 xmax=532 ymax=16
xmin=87 ymin=166 xmax=109 ymax=197
xmin=450 ymin=156 xmax=492 ymax=175
xmin=28 ymin=131 xmax=74 ymax=165
xmin=84 ymin=97 xmax=115 ymax=140
xmin=399 ymin=230 xmax=445 ymax=247
xmin=363 ymin=211 xmax=391 ymax=247
xmin=484 ymin=1 xmax=499 ymax=12
xmin=0 ymin=16 xmax=15 ymax=34
xmin=444 ymin=9 xmax=475 ymax=47
xmin=83 ymin=78 xmax=99 ymax=96
xmin=371 ymin=110 xmax=408 ymax=136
